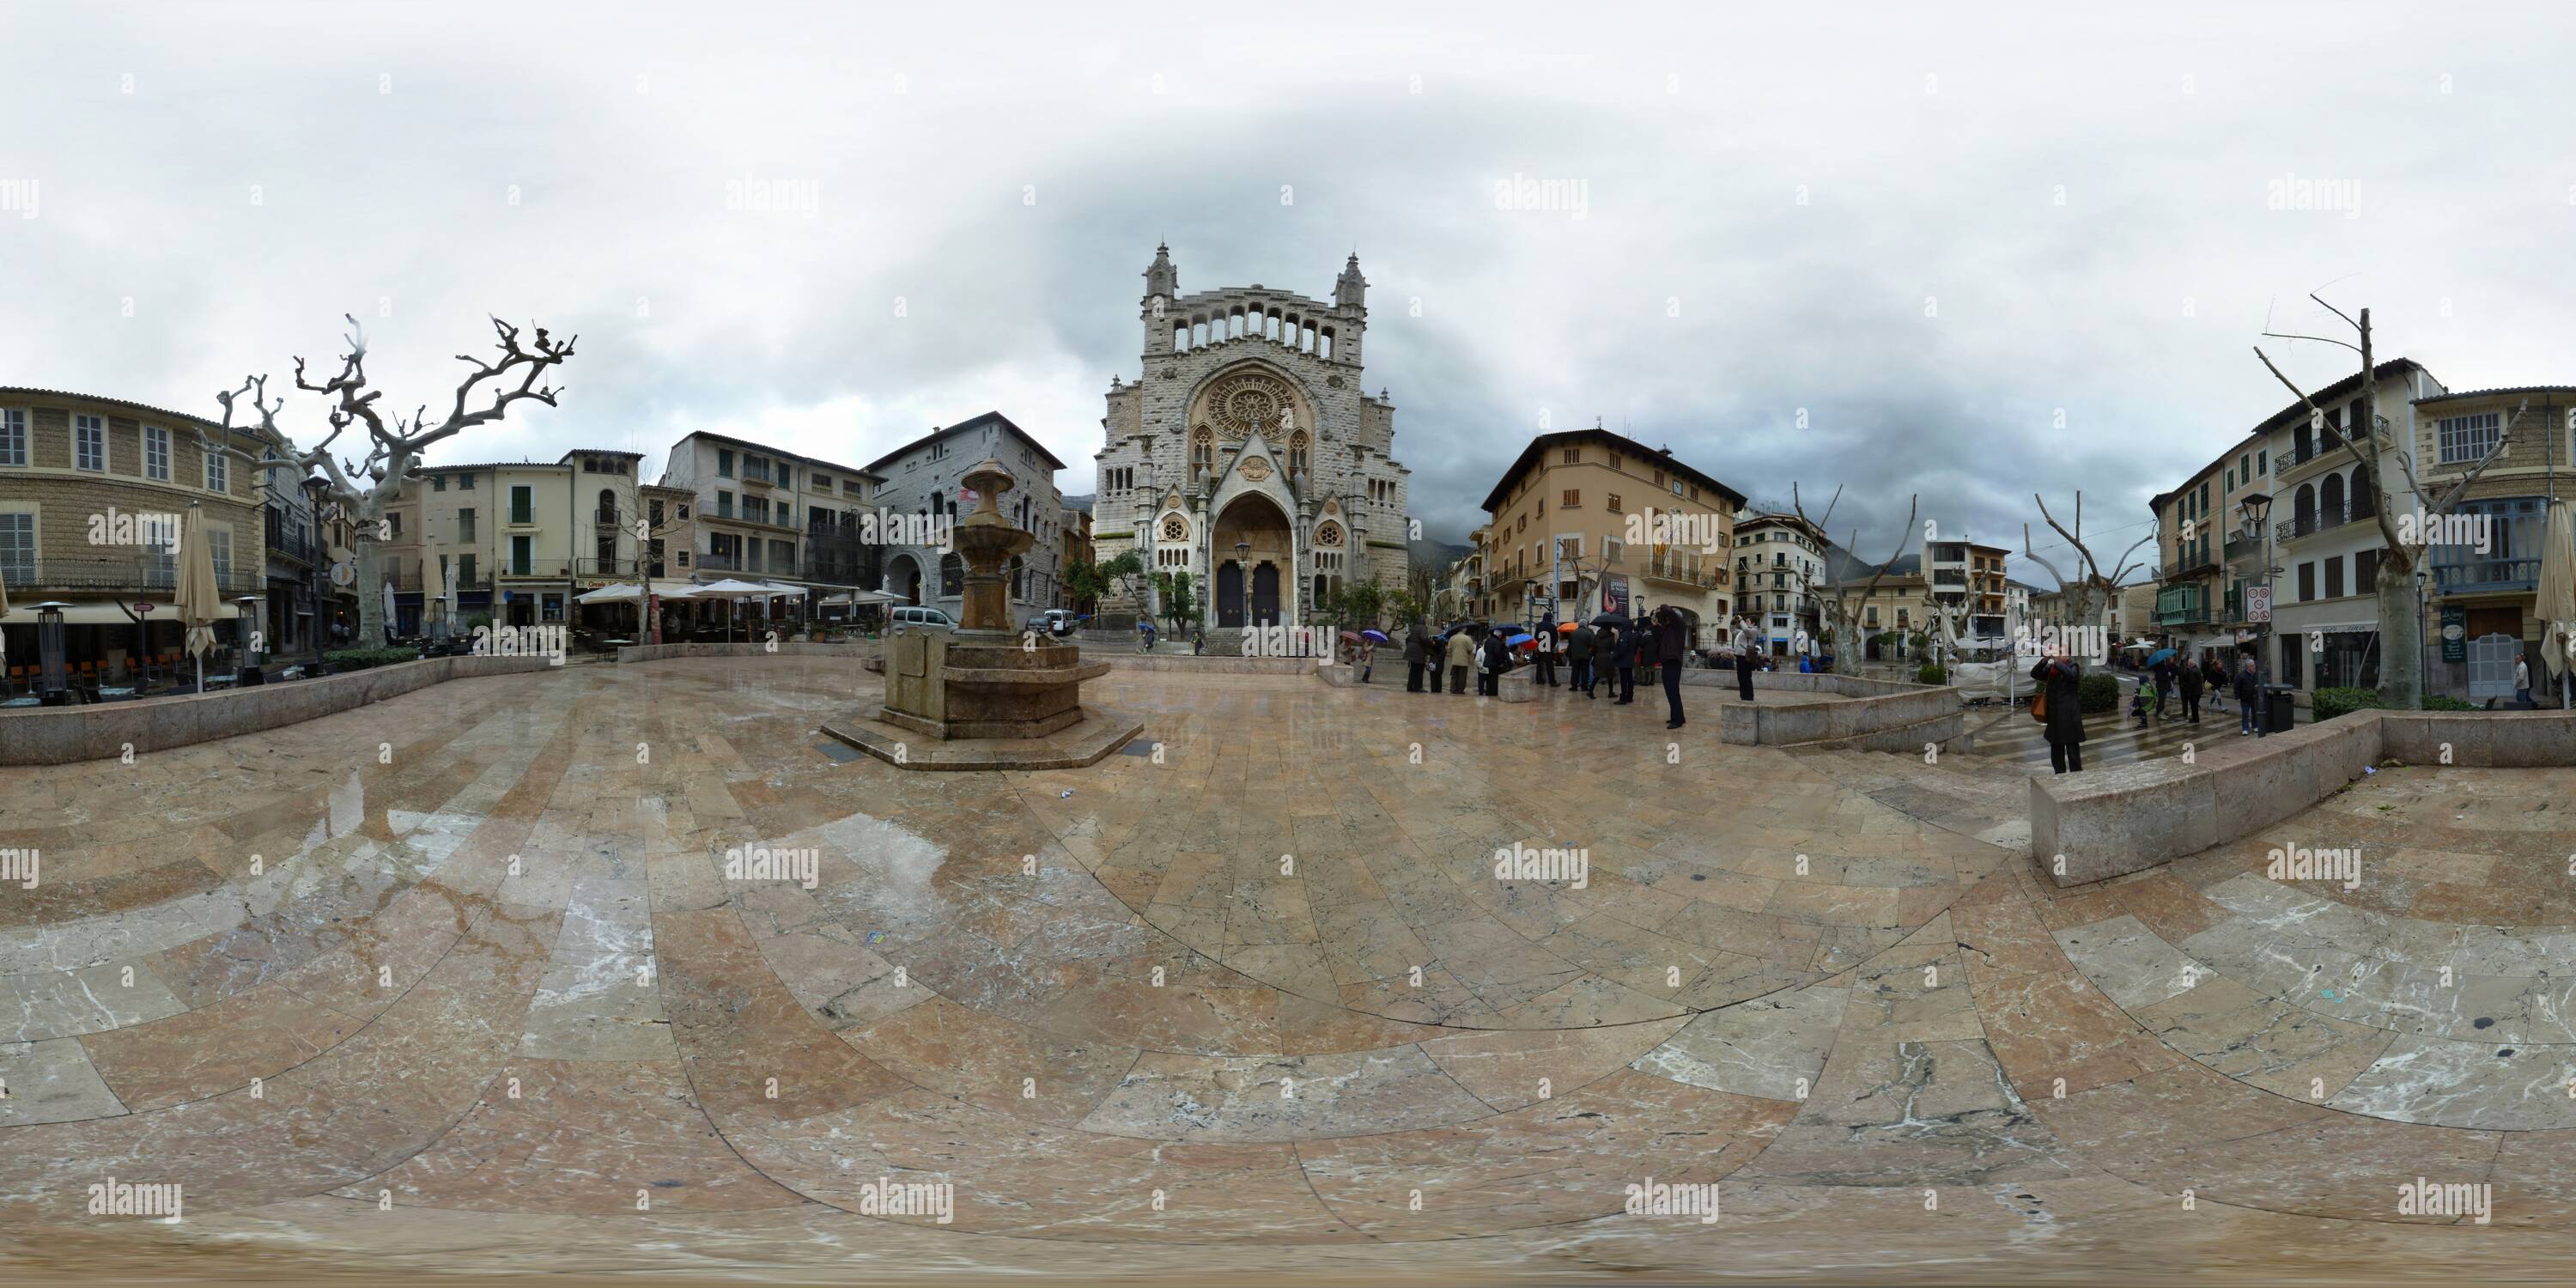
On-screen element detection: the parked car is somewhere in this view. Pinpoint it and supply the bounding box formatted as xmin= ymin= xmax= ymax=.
xmin=890 ymin=605 xmax=957 ymax=634
xmin=1024 ymin=609 xmax=1078 ymax=638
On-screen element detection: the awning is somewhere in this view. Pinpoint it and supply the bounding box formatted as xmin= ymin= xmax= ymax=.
xmin=1 ymin=602 xmax=243 ymax=626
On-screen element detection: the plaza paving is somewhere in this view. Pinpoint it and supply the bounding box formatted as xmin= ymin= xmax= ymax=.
xmin=0 ymin=654 xmax=2570 ymax=1283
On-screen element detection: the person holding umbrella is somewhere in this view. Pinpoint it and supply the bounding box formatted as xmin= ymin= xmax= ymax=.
xmin=1359 ymin=627 xmax=1388 ymax=683
xmin=1532 ymin=616 xmax=1558 ymax=688
xmin=1655 ymin=605 xmax=1689 ymax=729
xmin=2031 ymin=649 xmax=2087 ymax=774
xmin=1567 ymin=618 xmax=1597 ymax=697
xmin=1445 ymin=620 xmax=1476 ymax=696
xmin=1404 ymin=620 xmax=1432 ymax=692
xmin=2178 ymin=652 xmax=2204 ymax=724
xmin=1477 ymin=625 xmax=1507 ymax=696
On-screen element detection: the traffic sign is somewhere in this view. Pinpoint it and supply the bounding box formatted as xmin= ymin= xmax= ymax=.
xmin=2245 ymin=586 xmax=2271 ymax=623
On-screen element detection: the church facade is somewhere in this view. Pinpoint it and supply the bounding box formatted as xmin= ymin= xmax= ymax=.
xmin=1091 ymin=245 xmax=1410 ymax=627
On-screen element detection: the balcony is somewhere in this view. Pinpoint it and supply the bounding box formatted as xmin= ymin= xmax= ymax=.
xmin=2223 ymin=532 xmax=2259 ymax=563
xmin=2276 ymin=502 xmax=2374 ymax=544
xmin=1638 ymin=556 xmax=1721 ymax=589
xmin=594 ymin=507 xmax=622 ymax=526
xmin=2156 ymin=583 xmax=2207 ymax=625
xmin=2163 ymin=551 xmax=2218 ymax=580
xmin=9 ymin=554 xmax=263 ymax=598
xmin=495 ymin=560 xmax=569 ymax=580
xmin=2431 ymin=556 xmax=2541 ymax=595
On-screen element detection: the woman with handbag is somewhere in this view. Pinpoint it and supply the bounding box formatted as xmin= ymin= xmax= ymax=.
xmin=2029 ymin=653 xmax=2087 ymax=775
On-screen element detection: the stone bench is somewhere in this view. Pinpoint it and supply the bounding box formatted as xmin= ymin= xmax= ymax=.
xmin=2031 ymin=708 xmax=2576 ymax=886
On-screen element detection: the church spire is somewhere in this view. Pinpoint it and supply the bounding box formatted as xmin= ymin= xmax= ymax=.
xmin=1143 ymin=241 xmax=1177 ymax=302
xmin=1334 ymin=252 xmax=1366 ymax=311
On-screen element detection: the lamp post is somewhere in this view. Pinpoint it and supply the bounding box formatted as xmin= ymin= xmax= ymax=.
xmin=2240 ymin=491 xmax=2274 ymax=736
xmin=301 ymin=476 xmax=331 ymax=672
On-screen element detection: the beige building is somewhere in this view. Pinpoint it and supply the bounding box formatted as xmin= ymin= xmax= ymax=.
xmin=2409 ymin=385 xmax=2571 ymax=701
xmin=659 ymin=431 xmax=879 ymax=599
xmin=0 ymin=387 xmax=276 ymax=682
xmin=1472 ymin=427 xmax=1743 ymax=646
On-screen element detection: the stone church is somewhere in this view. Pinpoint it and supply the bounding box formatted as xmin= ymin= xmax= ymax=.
xmin=1091 ymin=245 xmax=1410 ymax=627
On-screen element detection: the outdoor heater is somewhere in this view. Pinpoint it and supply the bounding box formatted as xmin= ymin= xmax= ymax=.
xmin=33 ymin=601 xmax=72 ymax=705
xmin=2239 ymin=490 xmax=2273 ymax=736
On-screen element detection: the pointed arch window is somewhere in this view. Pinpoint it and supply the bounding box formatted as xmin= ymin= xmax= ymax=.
xmin=1288 ymin=429 xmax=1309 ymax=477
xmin=1191 ymin=426 xmax=1214 ymax=476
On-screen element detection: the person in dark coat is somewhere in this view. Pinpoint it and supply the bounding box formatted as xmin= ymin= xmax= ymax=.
xmin=2202 ymin=655 xmax=2227 ymax=713
xmin=1612 ymin=623 xmax=1639 ymax=705
xmin=1478 ymin=626 xmax=1510 ymax=696
xmin=2031 ymin=654 xmax=2087 ymax=774
xmin=2149 ymin=657 xmax=2176 ymax=722
xmin=1568 ymin=623 xmax=1598 ymax=696
xmin=1403 ymin=622 xmax=1431 ymax=692
xmin=1636 ymin=618 xmax=1659 ymax=687
xmin=1656 ymin=605 xmax=1688 ymax=728
xmin=2177 ymin=654 xmax=2204 ymax=724
xmin=1733 ymin=617 xmax=1760 ymax=703
xmin=2235 ymin=655 xmax=2261 ymax=735
xmin=1533 ymin=617 xmax=1559 ymax=687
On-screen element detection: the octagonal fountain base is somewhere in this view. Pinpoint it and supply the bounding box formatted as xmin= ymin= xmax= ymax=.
xmin=823 ymin=630 xmax=1143 ymax=771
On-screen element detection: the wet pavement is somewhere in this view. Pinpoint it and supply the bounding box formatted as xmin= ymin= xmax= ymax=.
xmin=0 ymin=654 xmax=2568 ymax=1283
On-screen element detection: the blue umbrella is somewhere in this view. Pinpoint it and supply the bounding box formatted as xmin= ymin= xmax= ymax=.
xmin=1361 ymin=629 xmax=1389 ymax=643
xmin=1504 ymin=632 xmax=1535 ymax=648
xmin=2144 ymin=647 xmax=2178 ymax=667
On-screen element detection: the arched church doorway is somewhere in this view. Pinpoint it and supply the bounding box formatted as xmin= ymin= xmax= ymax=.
xmin=1211 ymin=494 xmax=1293 ymax=627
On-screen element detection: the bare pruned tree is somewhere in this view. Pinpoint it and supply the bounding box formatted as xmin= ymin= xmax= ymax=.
xmin=283 ymin=314 xmax=576 ymax=645
xmin=1795 ymin=482 xmax=1919 ymax=662
xmin=2252 ymin=295 xmax=2517 ymax=707
xmin=2023 ymin=490 xmax=2154 ymax=664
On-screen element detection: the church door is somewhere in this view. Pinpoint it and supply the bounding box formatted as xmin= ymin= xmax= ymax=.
xmin=1217 ymin=562 xmax=1245 ymax=628
xmin=1252 ymin=562 xmax=1281 ymax=626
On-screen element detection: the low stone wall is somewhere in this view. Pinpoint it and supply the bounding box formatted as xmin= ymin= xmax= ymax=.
xmin=1093 ymin=653 xmax=1321 ymax=676
xmin=2031 ymin=708 xmax=2576 ymax=887
xmin=0 ymin=655 xmax=559 ymax=766
xmin=615 ymin=641 xmax=877 ymax=665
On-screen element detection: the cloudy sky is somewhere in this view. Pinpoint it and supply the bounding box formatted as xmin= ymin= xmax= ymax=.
xmin=7 ymin=1 xmax=2573 ymax=582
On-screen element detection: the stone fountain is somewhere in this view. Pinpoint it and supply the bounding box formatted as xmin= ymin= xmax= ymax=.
xmin=823 ymin=456 xmax=1141 ymax=770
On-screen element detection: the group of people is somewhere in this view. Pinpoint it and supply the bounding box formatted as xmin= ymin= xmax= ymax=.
xmin=2032 ymin=649 xmax=2276 ymax=777
xmin=1399 ymin=606 xmax=1731 ymax=730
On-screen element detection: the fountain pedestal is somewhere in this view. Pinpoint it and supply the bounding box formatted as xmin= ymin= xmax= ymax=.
xmin=824 ymin=456 xmax=1140 ymax=770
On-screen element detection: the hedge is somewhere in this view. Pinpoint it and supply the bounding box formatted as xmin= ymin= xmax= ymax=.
xmin=2078 ymin=671 xmax=2121 ymax=714
xmin=323 ymin=647 xmax=421 ymax=673
xmin=1917 ymin=663 xmax=1947 ymax=685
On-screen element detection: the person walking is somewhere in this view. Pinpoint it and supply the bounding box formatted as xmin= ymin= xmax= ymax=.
xmin=2516 ymin=653 xmax=2533 ymax=708
xmin=2178 ymin=654 xmax=2203 ymax=724
xmin=2203 ymin=656 xmax=2227 ymax=713
xmin=1357 ymin=636 xmax=1376 ymax=684
xmin=1534 ymin=619 xmax=1559 ymax=687
xmin=1611 ymin=621 xmax=1639 ymax=705
xmin=1732 ymin=616 xmax=1760 ymax=703
xmin=2031 ymin=653 xmax=2087 ymax=774
xmin=1193 ymin=626 xmax=1205 ymax=656
xmin=1569 ymin=621 xmax=1597 ymax=697
xmin=1404 ymin=621 xmax=1431 ymax=692
xmin=1656 ymin=605 xmax=1688 ymax=729
xmin=2234 ymin=656 xmax=2260 ymax=735
xmin=2150 ymin=657 xmax=2176 ymax=723
xmin=1445 ymin=623 xmax=1475 ymax=696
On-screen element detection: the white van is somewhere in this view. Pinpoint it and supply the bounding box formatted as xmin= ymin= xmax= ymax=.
xmin=889 ymin=605 xmax=957 ymax=634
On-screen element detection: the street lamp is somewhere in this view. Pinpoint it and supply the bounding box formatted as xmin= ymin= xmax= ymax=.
xmin=233 ymin=594 xmax=264 ymax=685
xmin=301 ymin=476 xmax=331 ymax=672
xmin=2239 ymin=490 xmax=2274 ymax=736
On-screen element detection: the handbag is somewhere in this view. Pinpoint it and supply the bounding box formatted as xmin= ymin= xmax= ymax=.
xmin=2031 ymin=688 xmax=2049 ymax=723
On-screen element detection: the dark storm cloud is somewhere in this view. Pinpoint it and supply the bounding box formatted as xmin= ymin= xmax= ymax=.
xmin=6 ymin=2 xmax=2574 ymax=590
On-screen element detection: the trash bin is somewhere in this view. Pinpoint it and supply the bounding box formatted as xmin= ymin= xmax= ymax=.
xmin=2263 ymin=684 xmax=2297 ymax=733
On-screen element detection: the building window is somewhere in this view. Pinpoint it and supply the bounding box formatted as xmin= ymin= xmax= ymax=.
xmin=511 ymin=534 xmax=533 ymax=575
xmin=432 ymin=474 xmax=447 ymax=491
xmin=458 ymin=508 xmax=476 ymax=543
xmin=1561 ymin=447 xmax=1579 ymax=465
xmin=0 ymin=410 xmax=23 ymax=466
xmin=718 ymin=448 xmax=735 ymax=478
xmin=1607 ymin=493 xmax=1622 ymax=513
xmin=205 ymin=447 xmax=228 ymax=492
xmin=0 ymin=512 xmax=32 ymax=583
xmin=2357 ymin=547 xmax=2379 ymax=594
xmin=1562 ymin=489 xmax=1579 ymax=507
xmin=209 ymin=529 xmax=233 ymax=583
xmin=460 ymin=472 xmax=474 ymax=489
xmin=145 ymin=426 xmax=170 ymax=480
xmin=510 ymin=485 xmax=534 ymax=525
xmin=2298 ymin=561 xmax=2317 ymax=602
xmin=73 ymin=414 xmax=106 ymax=471
xmin=2437 ymin=412 xmax=2503 ymax=465
xmin=1604 ymin=538 xmax=1624 ymax=564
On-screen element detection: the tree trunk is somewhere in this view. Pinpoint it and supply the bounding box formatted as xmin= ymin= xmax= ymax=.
xmin=2378 ymin=551 xmax=2419 ymax=709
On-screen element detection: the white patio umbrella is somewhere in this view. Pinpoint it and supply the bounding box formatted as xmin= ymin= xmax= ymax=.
xmin=380 ymin=579 xmax=397 ymax=644
xmin=2537 ymin=499 xmax=2576 ymax=708
xmin=422 ymin=537 xmax=448 ymax=646
xmin=174 ymin=502 xmax=222 ymax=692
xmin=690 ymin=578 xmax=772 ymax=643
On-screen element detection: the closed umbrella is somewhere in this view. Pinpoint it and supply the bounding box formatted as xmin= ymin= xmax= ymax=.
xmin=381 ymin=578 xmax=397 ymax=645
xmin=2537 ymin=499 xmax=2576 ymax=708
xmin=174 ymin=502 xmax=222 ymax=692
xmin=422 ymin=537 xmax=448 ymax=650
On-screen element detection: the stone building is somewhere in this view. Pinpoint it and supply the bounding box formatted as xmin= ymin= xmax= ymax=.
xmin=0 ymin=387 xmax=276 ymax=682
xmin=1471 ymin=427 xmax=1741 ymax=645
xmin=1090 ymin=245 xmax=1410 ymax=628
xmin=865 ymin=411 xmax=1066 ymax=620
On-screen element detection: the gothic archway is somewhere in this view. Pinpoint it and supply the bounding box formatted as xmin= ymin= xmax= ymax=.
xmin=1211 ymin=493 xmax=1294 ymax=628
